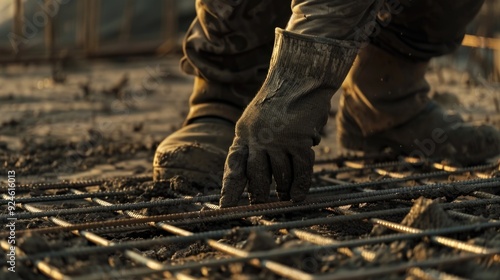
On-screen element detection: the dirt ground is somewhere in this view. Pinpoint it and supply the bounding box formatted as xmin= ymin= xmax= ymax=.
xmin=3 ymin=181 xmax=500 ymax=279
xmin=0 ymin=55 xmax=190 ymax=181
xmin=0 ymin=53 xmax=499 ymax=182
xmin=0 ymin=55 xmax=499 ymax=278
xmin=1 ymin=2 xmax=499 ymax=278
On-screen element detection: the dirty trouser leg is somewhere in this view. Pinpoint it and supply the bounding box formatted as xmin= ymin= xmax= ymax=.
xmin=180 ymin=0 xmax=291 ymax=124
xmin=153 ymin=0 xmax=290 ymax=184
xmin=374 ymin=0 xmax=485 ymax=61
xmin=180 ymin=0 xmax=383 ymax=124
xmin=155 ymin=0 xmax=383 ymax=185
xmin=342 ymin=0 xmax=485 ymax=135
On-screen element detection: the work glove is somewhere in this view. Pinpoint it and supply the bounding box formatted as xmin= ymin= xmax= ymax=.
xmin=219 ymin=29 xmax=359 ymax=207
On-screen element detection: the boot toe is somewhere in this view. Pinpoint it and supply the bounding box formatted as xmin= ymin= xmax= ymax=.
xmin=447 ymin=124 xmax=500 ymax=165
xmin=337 ymin=104 xmax=500 ymax=165
xmin=153 ymin=122 xmax=234 ymax=191
xmin=153 ymin=143 xmax=227 ymax=190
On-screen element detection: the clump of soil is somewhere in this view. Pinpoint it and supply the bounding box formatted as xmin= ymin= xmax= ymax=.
xmin=225 ymin=231 xmax=280 ymax=280
xmin=372 ymin=197 xmax=458 ymax=237
xmin=369 ymin=197 xmax=500 ymax=279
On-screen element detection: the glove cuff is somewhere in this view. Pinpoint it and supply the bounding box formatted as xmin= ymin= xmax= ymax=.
xmin=265 ymin=28 xmax=360 ymax=90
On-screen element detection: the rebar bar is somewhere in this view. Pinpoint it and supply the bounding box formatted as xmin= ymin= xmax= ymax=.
xmin=7 ymin=155 xmax=499 ymax=279
xmin=3 ymin=177 xmax=498 ymax=222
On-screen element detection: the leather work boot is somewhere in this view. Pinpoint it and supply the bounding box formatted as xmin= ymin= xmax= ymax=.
xmin=153 ymin=75 xmax=260 ymax=190
xmin=153 ymin=76 xmax=251 ymax=192
xmin=153 ymin=118 xmax=234 ymax=189
xmin=337 ymin=45 xmax=500 ymax=165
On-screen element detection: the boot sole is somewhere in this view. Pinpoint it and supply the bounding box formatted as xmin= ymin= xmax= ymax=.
xmin=153 ymin=166 xmax=222 ymax=186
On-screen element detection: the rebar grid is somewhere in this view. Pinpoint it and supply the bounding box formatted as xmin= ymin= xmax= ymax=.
xmin=1 ymin=156 xmax=499 ymax=279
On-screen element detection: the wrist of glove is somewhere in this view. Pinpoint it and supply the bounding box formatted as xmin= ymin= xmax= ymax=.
xmin=220 ymin=29 xmax=358 ymax=207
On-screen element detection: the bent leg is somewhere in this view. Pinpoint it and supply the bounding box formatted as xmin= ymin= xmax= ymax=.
xmin=181 ymin=0 xmax=291 ymax=123
xmin=338 ymin=0 xmax=500 ymax=165
xmin=342 ymin=0 xmax=485 ymax=134
xmin=374 ymin=0 xmax=485 ymax=61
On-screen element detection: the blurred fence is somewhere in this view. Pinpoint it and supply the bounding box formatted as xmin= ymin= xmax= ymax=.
xmin=457 ymin=0 xmax=500 ymax=82
xmin=0 ymin=0 xmax=178 ymax=62
xmin=0 ymin=0 xmax=498 ymax=83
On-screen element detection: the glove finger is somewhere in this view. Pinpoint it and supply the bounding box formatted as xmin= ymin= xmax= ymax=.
xmin=290 ymin=148 xmax=314 ymax=202
xmin=247 ymin=149 xmax=272 ymax=204
xmin=220 ymin=141 xmax=248 ymax=208
xmin=269 ymin=152 xmax=293 ymax=201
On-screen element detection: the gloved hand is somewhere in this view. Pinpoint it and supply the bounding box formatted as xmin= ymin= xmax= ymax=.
xmin=219 ymin=29 xmax=359 ymax=207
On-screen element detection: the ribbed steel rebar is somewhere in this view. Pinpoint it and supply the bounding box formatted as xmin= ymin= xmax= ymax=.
xmin=0 ymin=175 xmax=151 ymax=192
xmin=18 ymin=198 xmax=180 ymax=280
xmin=259 ymin=218 xmax=376 ymax=261
xmin=4 ymin=181 xmax=500 ymax=238
xmin=3 ymin=176 xmax=498 ymax=222
xmin=407 ymin=267 xmax=467 ymax=280
xmin=0 ymin=190 xmax=133 ymax=204
xmin=19 ymin=207 xmax=500 ymax=261
xmin=83 ymin=189 xmax=316 ymax=280
xmin=312 ymin=170 xmax=498 ymax=194
xmin=314 ymin=253 xmax=495 ymax=280
xmin=69 ymin=252 xmax=487 ymax=280
xmin=1 ymin=240 xmax=68 ymax=280
xmin=24 ymin=224 xmax=500 ymax=279
xmin=372 ymin=218 xmax=497 ymax=255
xmin=4 ymin=156 xmax=498 ymax=279
xmin=0 ymin=193 xmax=221 ymax=220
